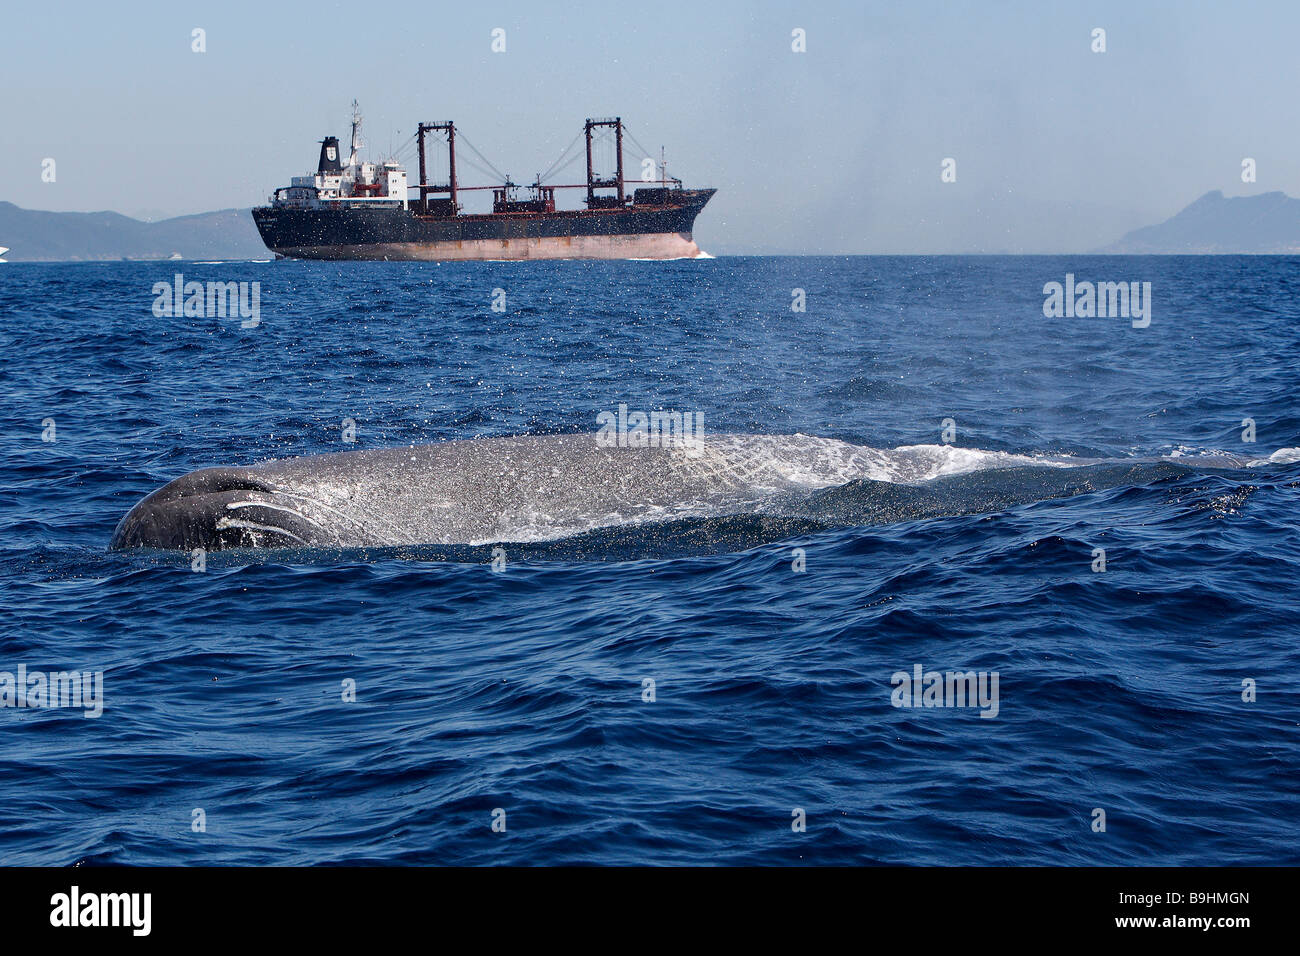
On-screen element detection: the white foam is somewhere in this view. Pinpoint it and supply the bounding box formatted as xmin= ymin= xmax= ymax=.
xmin=1167 ymin=444 xmax=1300 ymax=468
xmin=1259 ymin=447 xmax=1300 ymax=465
xmin=698 ymin=435 xmax=1081 ymax=488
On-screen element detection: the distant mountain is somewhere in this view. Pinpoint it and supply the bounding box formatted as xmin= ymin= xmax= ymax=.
xmin=0 ymin=202 xmax=268 ymax=262
xmin=1095 ymin=190 xmax=1300 ymax=254
xmin=8 ymin=190 xmax=1300 ymax=259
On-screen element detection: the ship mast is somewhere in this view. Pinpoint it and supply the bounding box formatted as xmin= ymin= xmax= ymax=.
xmin=348 ymin=99 xmax=363 ymax=169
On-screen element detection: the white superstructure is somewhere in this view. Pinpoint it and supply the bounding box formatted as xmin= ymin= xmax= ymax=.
xmin=270 ymin=102 xmax=408 ymax=209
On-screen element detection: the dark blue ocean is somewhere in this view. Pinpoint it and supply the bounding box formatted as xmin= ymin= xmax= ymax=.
xmin=1 ymin=255 xmax=1298 ymax=865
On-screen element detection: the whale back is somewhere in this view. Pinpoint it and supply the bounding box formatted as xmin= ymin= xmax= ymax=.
xmin=112 ymin=434 xmax=879 ymax=550
xmin=110 ymin=433 xmax=1278 ymax=553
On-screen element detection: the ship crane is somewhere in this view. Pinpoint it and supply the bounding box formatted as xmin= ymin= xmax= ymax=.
xmin=415 ymin=120 xmax=458 ymax=215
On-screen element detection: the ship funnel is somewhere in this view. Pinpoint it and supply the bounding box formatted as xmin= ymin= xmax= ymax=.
xmin=318 ymin=136 xmax=343 ymax=175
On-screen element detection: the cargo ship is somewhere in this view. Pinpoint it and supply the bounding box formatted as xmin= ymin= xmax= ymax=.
xmin=251 ymin=104 xmax=715 ymax=261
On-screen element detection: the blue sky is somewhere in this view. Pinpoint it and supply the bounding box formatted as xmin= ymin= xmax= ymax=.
xmin=3 ymin=0 xmax=1298 ymax=252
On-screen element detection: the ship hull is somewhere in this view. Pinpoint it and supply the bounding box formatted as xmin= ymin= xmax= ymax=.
xmin=252 ymin=189 xmax=715 ymax=262
xmin=270 ymin=232 xmax=702 ymax=261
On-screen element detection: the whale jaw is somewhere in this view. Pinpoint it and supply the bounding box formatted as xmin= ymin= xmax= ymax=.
xmin=110 ymin=468 xmax=320 ymax=551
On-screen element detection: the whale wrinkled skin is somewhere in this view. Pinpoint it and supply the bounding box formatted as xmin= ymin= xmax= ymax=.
xmin=110 ymin=433 xmax=879 ymax=551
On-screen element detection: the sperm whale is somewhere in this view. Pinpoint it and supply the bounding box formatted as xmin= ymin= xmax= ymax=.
xmin=109 ymin=433 xmax=1294 ymax=552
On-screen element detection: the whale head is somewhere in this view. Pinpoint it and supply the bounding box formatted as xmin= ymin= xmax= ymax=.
xmin=110 ymin=468 xmax=320 ymax=551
